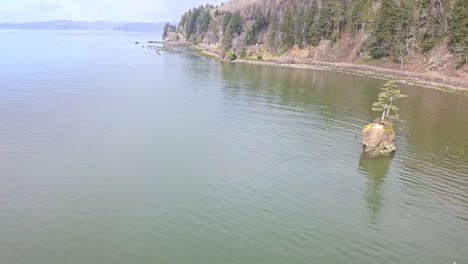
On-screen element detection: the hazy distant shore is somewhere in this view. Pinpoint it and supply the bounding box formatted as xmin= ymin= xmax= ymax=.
xmin=0 ymin=21 xmax=172 ymax=32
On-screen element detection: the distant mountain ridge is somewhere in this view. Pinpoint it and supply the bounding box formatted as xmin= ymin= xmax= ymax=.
xmin=0 ymin=20 xmax=172 ymax=32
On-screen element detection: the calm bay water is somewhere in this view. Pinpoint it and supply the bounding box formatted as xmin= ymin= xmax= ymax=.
xmin=0 ymin=30 xmax=467 ymax=264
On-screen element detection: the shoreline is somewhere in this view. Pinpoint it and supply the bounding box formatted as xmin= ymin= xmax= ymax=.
xmin=166 ymin=42 xmax=468 ymax=95
xmin=233 ymin=59 xmax=468 ymax=95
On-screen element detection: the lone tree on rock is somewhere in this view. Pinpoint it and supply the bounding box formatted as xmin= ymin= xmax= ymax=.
xmin=362 ymin=80 xmax=407 ymax=157
xmin=371 ymin=80 xmax=408 ymax=122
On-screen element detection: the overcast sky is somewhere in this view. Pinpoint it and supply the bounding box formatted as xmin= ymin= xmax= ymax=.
xmin=0 ymin=0 xmax=223 ymax=23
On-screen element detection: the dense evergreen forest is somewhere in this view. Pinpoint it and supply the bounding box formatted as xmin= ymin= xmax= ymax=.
xmin=166 ymin=0 xmax=468 ymax=67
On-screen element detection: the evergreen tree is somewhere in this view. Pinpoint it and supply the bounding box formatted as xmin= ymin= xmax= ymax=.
xmin=331 ymin=1 xmax=345 ymax=41
xmin=449 ymin=0 xmax=468 ymax=65
xmin=254 ymin=9 xmax=268 ymax=32
xmin=179 ymin=13 xmax=188 ymax=33
xmin=281 ymin=9 xmax=295 ymax=47
xmin=268 ymin=12 xmax=280 ymax=53
xmin=223 ymin=21 xmax=234 ymax=49
xmin=207 ymin=19 xmax=219 ymax=44
xmin=348 ymin=0 xmax=373 ymax=35
xmin=317 ymin=0 xmax=345 ymax=41
xmin=417 ymin=0 xmax=447 ymax=49
xmin=187 ymin=7 xmax=201 ymax=38
xmin=372 ymin=81 xmax=408 ymax=120
xmin=318 ymin=2 xmax=334 ymax=39
xmin=180 ymin=10 xmax=192 ymax=38
xmin=245 ymin=24 xmax=256 ymax=45
xmin=366 ymin=0 xmax=399 ymax=58
xmin=197 ymin=10 xmax=212 ymax=34
xmin=229 ymin=11 xmax=243 ymax=36
xmin=162 ymin=22 xmax=171 ymax=39
xmin=223 ymin=12 xmax=243 ymax=50
xmin=304 ymin=3 xmax=320 ymax=46
xmin=222 ymin=12 xmax=233 ymax=34
xmin=295 ymin=8 xmax=305 ymax=47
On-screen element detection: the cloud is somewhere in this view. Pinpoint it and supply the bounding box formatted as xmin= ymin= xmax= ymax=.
xmin=26 ymin=0 xmax=61 ymax=10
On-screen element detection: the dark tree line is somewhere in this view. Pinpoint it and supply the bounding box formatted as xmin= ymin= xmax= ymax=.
xmin=222 ymin=11 xmax=243 ymax=49
xmin=179 ymin=5 xmax=213 ymax=42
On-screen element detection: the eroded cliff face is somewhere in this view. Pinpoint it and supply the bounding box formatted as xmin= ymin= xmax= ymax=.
xmin=277 ymin=37 xmax=468 ymax=80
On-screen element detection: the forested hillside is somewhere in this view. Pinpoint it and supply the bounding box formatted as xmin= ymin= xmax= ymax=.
xmin=169 ymin=0 xmax=468 ymax=77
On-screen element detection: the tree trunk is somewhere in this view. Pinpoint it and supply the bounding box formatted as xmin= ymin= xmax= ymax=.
xmin=386 ymin=98 xmax=393 ymax=118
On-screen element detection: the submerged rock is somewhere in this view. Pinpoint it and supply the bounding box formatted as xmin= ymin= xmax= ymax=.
xmin=362 ymin=118 xmax=396 ymax=158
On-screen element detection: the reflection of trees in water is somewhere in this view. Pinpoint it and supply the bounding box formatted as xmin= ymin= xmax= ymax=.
xmin=398 ymin=85 xmax=468 ymax=157
xmin=221 ymin=63 xmax=468 ymax=156
xmin=220 ymin=62 xmax=382 ymax=125
xmin=220 ymin=62 xmax=468 ymax=219
xmin=358 ymin=155 xmax=393 ymax=224
xmin=219 ymin=62 xmax=468 ymax=222
xmin=396 ymin=85 xmax=468 ymax=218
xmin=396 ymin=88 xmax=468 ymax=220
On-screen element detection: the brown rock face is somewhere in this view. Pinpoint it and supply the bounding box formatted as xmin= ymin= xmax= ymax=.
xmin=362 ymin=122 xmax=396 ymax=157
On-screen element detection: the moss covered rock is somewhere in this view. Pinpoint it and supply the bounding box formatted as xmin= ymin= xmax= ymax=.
xmin=362 ymin=120 xmax=396 ymax=158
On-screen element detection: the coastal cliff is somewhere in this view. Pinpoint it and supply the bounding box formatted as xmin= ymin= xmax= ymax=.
xmin=164 ymin=0 xmax=468 ymax=89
